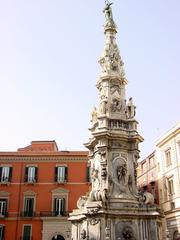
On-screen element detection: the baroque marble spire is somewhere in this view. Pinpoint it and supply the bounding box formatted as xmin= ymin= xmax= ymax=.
xmin=87 ymin=0 xmax=142 ymax=204
xmin=69 ymin=2 xmax=162 ymax=240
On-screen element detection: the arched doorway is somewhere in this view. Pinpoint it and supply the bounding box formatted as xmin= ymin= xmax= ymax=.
xmin=52 ymin=235 xmax=65 ymax=240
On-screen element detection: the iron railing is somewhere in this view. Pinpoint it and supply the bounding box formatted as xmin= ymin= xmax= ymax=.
xmin=0 ymin=211 xmax=8 ymax=218
xmin=20 ymin=212 xmax=36 ymax=218
xmin=20 ymin=236 xmax=33 ymax=240
xmin=40 ymin=211 xmax=69 ymax=217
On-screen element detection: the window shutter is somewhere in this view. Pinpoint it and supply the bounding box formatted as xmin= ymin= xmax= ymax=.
xmin=24 ymin=167 xmax=28 ymax=182
xmin=4 ymin=199 xmax=8 ymax=216
xmin=23 ymin=225 xmax=31 ymax=238
xmin=0 ymin=167 xmax=2 ymax=182
xmin=29 ymin=198 xmax=34 ymax=216
xmin=2 ymin=225 xmax=5 ymax=240
xmin=55 ymin=167 xmax=58 ymax=182
xmin=0 ymin=226 xmax=5 ymax=240
xmin=60 ymin=198 xmax=65 ymax=215
xmin=35 ymin=167 xmax=38 ymax=182
xmin=9 ymin=167 xmax=13 ymax=182
xmin=53 ymin=198 xmax=56 ymax=212
xmin=54 ymin=198 xmax=58 ymax=215
xmin=86 ymin=166 xmax=90 ymax=182
xmin=65 ymin=167 xmax=68 ymax=182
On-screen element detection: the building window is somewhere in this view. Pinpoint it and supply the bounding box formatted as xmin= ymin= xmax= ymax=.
xmin=0 ymin=225 xmax=5 ymax=240
xmin=142 ymin=162 xmax=146 ymax=173
xmin=0 ymin=167 xmax=12 ymax=183
xmin=167 ymin=178 xmax=174 ymax=195
xmin=23 ymin=225 xmax=31 ymax=240
xmin=24 ymin=198 xmax=34 ymax=217
xmin=0 ymin=199 xmax=7 ymax=217
xmin=25 ymin=167 xmax=38 ymax=183
xmin=149 ymin=157 xmax=155 ymax=169
xmin=55 ymin=166 xmax=68 ymax=183
xmin=171 ymin=201 xmax=175 ymax=210
xmin=165 ymin=149 xmax=171 ymax=167
xmin=54 ymin=198 xmax=65 ymax=216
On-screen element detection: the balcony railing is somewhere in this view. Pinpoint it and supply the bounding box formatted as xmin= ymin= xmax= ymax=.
xmin=20 ymin=212 xmax=36 ymax=218
xmin=0 ymin=212 xmax=8 ymax=218
xmin=40 ymin=211 xmax=69 ymax=217
xmin=20 ymin=236 xmax=33 ymax=240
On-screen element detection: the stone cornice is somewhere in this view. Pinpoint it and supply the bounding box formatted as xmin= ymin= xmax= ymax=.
xmin=0 ymin=156 xmax=87 ymax=163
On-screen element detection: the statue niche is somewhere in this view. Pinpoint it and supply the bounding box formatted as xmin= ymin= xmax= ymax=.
xmin=111 ymin=157 xmax=129 ymax=197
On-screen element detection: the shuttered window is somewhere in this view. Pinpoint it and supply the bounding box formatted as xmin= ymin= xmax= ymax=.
xmin=24 ymin=198 xmax=34 ymax=217
xmin=55 ymin=167 xmax=68 ymax=183
xmin=0 ymin=167 xmax=12 ymax=183
xmin=0 ymin=199 xmax=7 ymax=217
xmin=25 ymin=167 xmax=38 ymax=183
xmin=0 ymin=225 xmax=5 ymax=240
xmin=23 ymin=225 xmax=31 ymax=240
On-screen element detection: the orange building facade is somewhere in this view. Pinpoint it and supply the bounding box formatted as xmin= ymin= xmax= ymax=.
xmin=137 ymin=151 xmax=159 ymax=205
xmin=0 ymin=141 xmax=89 ymax=240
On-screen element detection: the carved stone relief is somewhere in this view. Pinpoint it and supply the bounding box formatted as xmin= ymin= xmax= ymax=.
xmin=101 ymin=167 xmax=107 ymax=180
xmin=110 ymin=85 xmax=121 ymax=97
xmin=122 ymin=226 xmax=136 ymax=240
xmin=111 ymin=157 xmax=129 ymax=197
xmin=111 ymin=98 xmax=122 ymax=112
xmin=89 ymin=150 xmax=108 ymax=202
xmin=115 ymin=221 xmax=137 ymax=240
xmin=89 ymin=218 xmax=100 ymax=225
xmin=99 ymin=33 xmax=125 ymax=75
xmin=98 ymin=149 xmax=107 ymax=163
xmin=77 ymin=196 xmax=88 ymax=210
xmin=80 ymin=229 xmax=87 ymax=240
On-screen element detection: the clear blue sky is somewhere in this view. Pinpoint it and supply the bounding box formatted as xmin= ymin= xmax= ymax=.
xmin=0 ymin=1 xmax=179 ymax=159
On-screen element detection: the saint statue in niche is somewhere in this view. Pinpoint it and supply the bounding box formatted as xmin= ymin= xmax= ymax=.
xmin=117 ymin=163 xmax=127 ymax=184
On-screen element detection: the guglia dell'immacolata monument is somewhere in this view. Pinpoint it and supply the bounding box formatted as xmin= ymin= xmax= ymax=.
xmin=69 ymin=2 xmax=163 ymax=240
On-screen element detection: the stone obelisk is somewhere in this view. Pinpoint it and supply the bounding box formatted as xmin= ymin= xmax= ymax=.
xmin=69 ymin=2 xmax=162 ymax=239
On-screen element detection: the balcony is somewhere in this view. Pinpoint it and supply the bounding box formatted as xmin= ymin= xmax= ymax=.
xmin=20 ymin=212 xmax=36 ymax=218
xmin=20 ymin=237 xmax=33 ymax=240
xmin=0 ymin=179 xmax=10 ymax=185
xmin=40 ymin=211 xmax=69 ymax=217
xmin=0 ymin=212 xmax=8 ymax=218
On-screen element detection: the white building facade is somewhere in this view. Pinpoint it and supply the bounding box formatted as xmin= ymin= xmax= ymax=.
xmin=156 ymin=122 xmax=180 ymax=240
